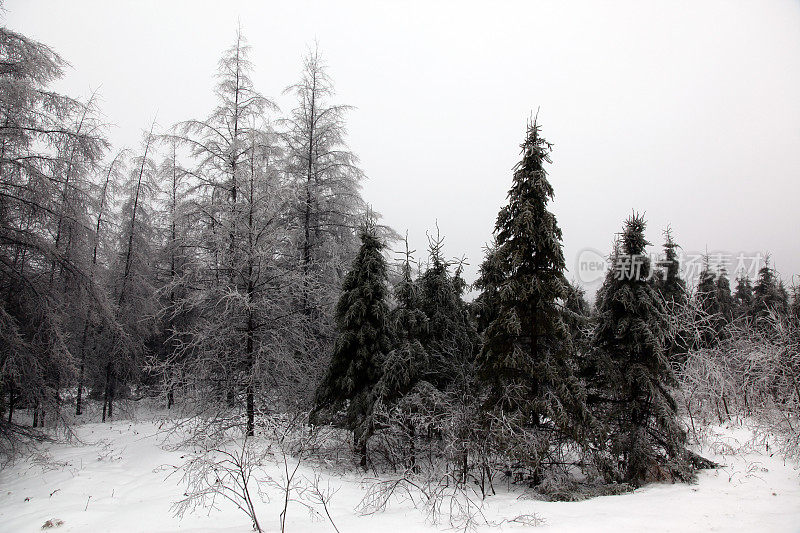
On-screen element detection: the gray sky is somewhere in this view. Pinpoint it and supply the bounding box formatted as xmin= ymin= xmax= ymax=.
xmin=8 ymin=0 xmax=800 ymax=296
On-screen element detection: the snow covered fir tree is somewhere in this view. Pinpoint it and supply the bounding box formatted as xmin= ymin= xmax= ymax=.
xmin=476 ymin=119 xmax=590 ymax=483
xmin=591 ymin=214 xmax=690 ymax=485
xmin=311 ymin=217 xmax=391 ymax=468
xmin=1 ymin=5 xmax=799 ymax=532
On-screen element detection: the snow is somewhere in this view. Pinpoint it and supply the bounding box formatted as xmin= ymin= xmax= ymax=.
xmin=1 ymin=414 xmax=798 ymax=533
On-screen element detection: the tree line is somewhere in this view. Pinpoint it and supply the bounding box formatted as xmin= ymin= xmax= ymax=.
xmin=311 ymin=120 xmax=799 ymax=489
xmin=1 ymin=22 xmax=798 ymax=490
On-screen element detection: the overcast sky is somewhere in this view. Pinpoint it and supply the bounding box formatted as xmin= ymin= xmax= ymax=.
xmin=7 ymin=0 xmax=800 ymax=297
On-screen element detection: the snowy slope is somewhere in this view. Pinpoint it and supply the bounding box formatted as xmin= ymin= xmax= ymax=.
xmin=1 ymin=418 xmax=798 ymax=533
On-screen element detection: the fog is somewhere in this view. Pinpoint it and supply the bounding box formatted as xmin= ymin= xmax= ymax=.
xmin=9 ymin=0 xmax=800 ymax=296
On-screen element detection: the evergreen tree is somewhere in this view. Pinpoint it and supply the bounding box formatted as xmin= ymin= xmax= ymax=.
xmin=654 ymin=227 xmax=686 ymax=306
xmin=477 ymin=119 xmax=586 ymax=443
xmin=564 ymin=281 xmax=591 ymax=357
xmin=417 ymin=230 xmax=476 ymax=391
xmin=375 ymin=238 xmax=429 ymax=472
xmin=696 ymin=258 xmax=718 ymax=316
xmin=654 ymin=228 xmax=689 ymax=362
xmin=378 ymin=237 xmax=428 ymax=404
xmin=695 ymin=258 xmax=719 ymax=348
xmin=733 ymin=274 xmax=754 ymax=318
xmin=313 ymin=219 xmax=390 ymax=468
xmin=753 ymin=258 xmax=785 ymax=320
xmin=591 ymin=214 xmax=689 ymax=485
xmin=564 ymin=282 xmax=590 ymax=334
xmin=790 ymin=284 xmax=800 ymax=320
xmin=715 ymin=268 xmax=734 ymax=323
xmin=472 ymin=241 xmax=503 ymax=335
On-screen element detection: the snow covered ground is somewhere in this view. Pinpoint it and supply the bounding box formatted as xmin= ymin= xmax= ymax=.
xmin=1 ymin=413 xmax=798 ymax=533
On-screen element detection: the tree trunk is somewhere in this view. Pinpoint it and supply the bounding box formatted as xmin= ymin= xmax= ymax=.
xmin=76 ymin=364 xmax=85 ymax=416
xmin=245 ymin=311 xmax=255 ymax=437
xmin=103 ymin=362 xmax=114 ymax=422
xmin=246 ymin=383 xmax=254 ymax=437
xmin=409 ymin=422 xmax=417 ymax=473
xmin=358 ymin=438 xmax=367 ymax=470
xmin=7 ymin=382 xmax=14 ymax=423
xmin=108 ymin=371 xmax=114 ymax=420
xmin=76 ymin=320 xmax=89 ymax=416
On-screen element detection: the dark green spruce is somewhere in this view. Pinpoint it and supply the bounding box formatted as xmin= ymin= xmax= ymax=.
xmin=378 ymin=238 xmax=429 ymax=404
xmin=312 ymin=220 xmax=390 ymax=468
xmin=477 ymin=119 xmax=587 ymax=441
xmin=592 ymin=214 xmax=690 ymax=486
xmin=654 ymin=228 xmax=690 ymax=361
xmin=417 ymin=232 xmax=476 ymax=392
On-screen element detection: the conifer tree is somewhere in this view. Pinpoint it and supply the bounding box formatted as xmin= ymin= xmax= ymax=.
xmin=375 ymin=238 xmax=429 ymax=472
xmin=170 ymin=30 xmax=304 ymax=437
xmin=477 ymin=119 xmax=586 ymax=443
xmin=0 ymin=24 xmax=108 ymax=429
xmin=654 ymin=229 xmax=689 ymax=362
xmin=695 ymin=258 xmax=719 ymax=348
xmin=564 ymin=282 xmax=591 ymax=338
xmin=715 ymin=268 xmax=734 ymax=323
xmin=417 ymin=230 xmax=476 ymax=391
xmin=591 ymin=214 xmax=689 ymax=485
xmin=790 ymin=285 xmax=800 ymax=320
xmin=313 ymin=219 xmax=390 ymax=467
xmin=75 ymin=150 xmax=126 ymax=417
xmin=378 ymin=237 xmax=428 ymax=404
xmin=696 ymin=258 xmax=718 ymax=316
xmin=733 ymin=274 xmax=754 ymax=318
xmin=753 ymin=258 xmax=785 ymax=320
xmin=473 ymin=241 xmax=503 ymax=335
xmin=654 ymin=228 xmax=686 ymax=306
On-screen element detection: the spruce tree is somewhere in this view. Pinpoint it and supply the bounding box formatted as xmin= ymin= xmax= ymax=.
xmin=715 ymin=268 xmax=735 ymax=323
xmin=473 ymin=241 xmax=504 ymax=335
xmin=375 ymin=239 xmax=430 ymax=472
xmin=733 ymin=274 xmax=754 ymax=318
xmin=654 ymin=228 xmax=686 ymax=306
xmin=312 ymin=219 xmax=390 ymax=467
xmin=592 ymin=214 xmax=689 ymax=485
xmin=378 ymin=238 xmax=429 ymax=404
xmin=564 ymin=282 xmax=591 ymax=341
xmin=696 ymin=258 xmax=718 ymax=316
xmin=790 ymin=285 xmax=800 ymax=320
xmin=477 ymin=119 xmax=586 ymax=442
xmin=654 ymin=228 xmax=689 ymax=362
xmin=753 ymin=258 xmax=785 ymax=320
xmin=695 ymin=258 xmax=719 ymax=348
xmin=417 ymin=231 xmax=476 ymax=391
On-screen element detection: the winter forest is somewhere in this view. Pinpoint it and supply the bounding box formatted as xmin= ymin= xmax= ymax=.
xmin=2 ymin=3 xmax=800 ymax=533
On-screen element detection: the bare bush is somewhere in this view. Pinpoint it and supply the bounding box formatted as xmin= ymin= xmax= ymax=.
xmin=676 ymin=308 xmax=799 ymax=463
xmin=169 ymin=406 xmax=349 ymax=533
xmin=171 ymin=435 xmax=270 ymax=532
xmin=357 ymin=472 xmax=488 ymax=532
